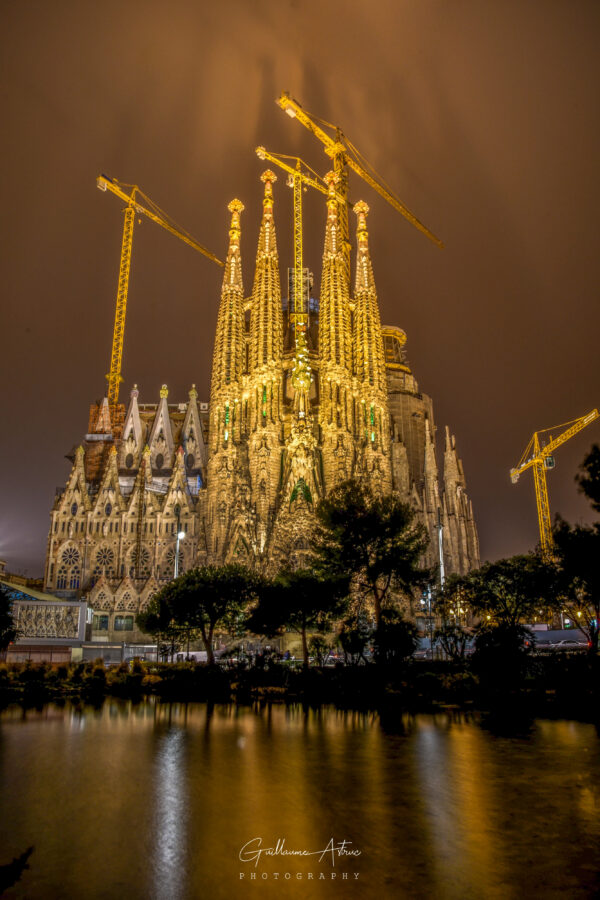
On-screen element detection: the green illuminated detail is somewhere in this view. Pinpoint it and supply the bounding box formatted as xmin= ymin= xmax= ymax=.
xmin=290 ymin=478 xmax=312 ymax=505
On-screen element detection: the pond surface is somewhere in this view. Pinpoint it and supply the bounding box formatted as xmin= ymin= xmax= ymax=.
xmin=1 ymin=701 xmax=599 ymax=899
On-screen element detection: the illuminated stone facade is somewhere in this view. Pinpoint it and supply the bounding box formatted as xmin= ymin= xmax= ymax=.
xmin=44 ymin=173 xmax=479 ymax=640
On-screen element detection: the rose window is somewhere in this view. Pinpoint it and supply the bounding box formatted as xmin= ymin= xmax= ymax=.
xmin=56 ymin=549 xmax=80 ymax=590
xmin=61 ymin=547 xmax=80 ymax=566
xmin=92 ymin=546 xmax=116 ymax=584
xmin=165 ymin=546 xmax=181 ymax=567
xmin=159 ymin=546 xmax=182 ymax=580
xmin=96 ymin=548 xmax=115 ymax=567
xmin=129 ymin=546 xmax=151 ymax=578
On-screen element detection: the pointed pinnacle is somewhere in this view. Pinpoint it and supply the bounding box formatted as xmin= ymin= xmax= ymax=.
xmin=260 ymin=169 xmax=277 ymax=186
xmin=261 ymin=170 xmax=276 ymax=210
xmin=354 ymin=201 xmax=369 ymax=244
xmin=324 ymin=170 xmax=339 ymax=194
xmin=227 ymin=199 xmax=244 ymax=244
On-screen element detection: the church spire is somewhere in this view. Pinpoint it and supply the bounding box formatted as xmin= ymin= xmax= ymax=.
xmin=319 ymin=171 xmax=352 ymax=372
xmin=210 ymin=199 xmax=245 ymax=401
xmin=353 ymin=201 xmax=387 ymax=395
xmin=249 ymin=170 xmax=283 ymax=374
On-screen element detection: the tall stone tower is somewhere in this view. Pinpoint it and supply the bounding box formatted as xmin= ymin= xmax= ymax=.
xmin=352 ymin=200 xmax=392 ymax=494
xmin=44 ymin=172 xmax=479 ymax=642
xmin=206 ymin=198 xmax=247 ymax=563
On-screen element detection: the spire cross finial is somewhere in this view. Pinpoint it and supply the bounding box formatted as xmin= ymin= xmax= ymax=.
xmin=354 ymin=200 xmax=370 ymax=245
xmin=324 ymin=170 xmax=339 ymax=195
xmin=260 ymin=169 xmax=277 ymax=195
xmin=160 ymin=384 xmax=169 ymax=399
xmin=324 ymin=171 xmax=339 ymax=224
xmin=228 ymin=198 xmax=244 ymax=239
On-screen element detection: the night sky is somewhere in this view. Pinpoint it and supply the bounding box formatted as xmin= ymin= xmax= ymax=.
xmin=2 ymin=0 xmax=599 ymax=575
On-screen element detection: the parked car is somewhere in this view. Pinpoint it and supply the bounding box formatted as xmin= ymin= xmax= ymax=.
xmin=532 ymin=639 xmax=554 ymax=654
xmin=549 ymin=639 xmax=587 ymax=651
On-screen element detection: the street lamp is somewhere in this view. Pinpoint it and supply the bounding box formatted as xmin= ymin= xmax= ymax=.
xmin=420 ymin=589 xmax=435 ymax=658
xmin=437 ymin=507 xmax=445 ymax=590
xmin=174 ymin=528 xmax=185 ymax=579
xmin=427 ymin=586 xmax=435 ymax=658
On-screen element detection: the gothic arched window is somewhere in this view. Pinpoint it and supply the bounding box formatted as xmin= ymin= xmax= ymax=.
xmin=61 ymin=547 xmax=80 ymax=566
xmin=92 ymin=546 xmax=115 ymax=584
xmin=158 ymin=546 xmax=182 ymax=581
xmin=129 ymin=546 xmax=151 ymax=579
xmin=57 ymin=546 xmax=80 ymax=591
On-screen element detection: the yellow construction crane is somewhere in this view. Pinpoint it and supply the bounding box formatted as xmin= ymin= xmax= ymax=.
xmin=510 ymin=409 xmax=599 ymax=557
xmin=276 ymin=91 xmax=444 ymax=275
xmin=96 ymin=174 xmax=224 ymax=424
xmin=255 ymin=147 xmax=345 ymax=337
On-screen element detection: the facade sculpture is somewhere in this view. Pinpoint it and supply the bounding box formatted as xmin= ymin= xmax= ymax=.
xmin=44 ymin=171 xmax=479 ymax=641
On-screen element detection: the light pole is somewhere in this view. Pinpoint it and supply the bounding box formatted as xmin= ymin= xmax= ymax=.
xmin=427 ymin=586 xmax=434 ymax=658
xmin=437 ymin=507 xmax=445 ymax=590
xmin=174 ymin=522 xmax=185 ymax=579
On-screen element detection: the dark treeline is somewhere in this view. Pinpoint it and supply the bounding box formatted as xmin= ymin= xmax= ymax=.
xmin=2 ymin=448 xmax=599 ymax=718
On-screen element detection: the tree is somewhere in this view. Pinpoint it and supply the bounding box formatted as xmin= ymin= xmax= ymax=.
xmin=247 ymin=568 xmax=349 ymax=669
xmin=433 ymin=622 xmax=470 ymax=662
xmin=447 ymin=555 xmax=561 ymax=669
xmin=308 ymin=635 xmax=333 ymax=666
xmin=136 ymin=598 xmax=182 ymax=662
xmin=576 ymin=443 xmax=600 ymax=514
xmin=338 ymin=613 xmax=373 ymax=665
xmin=553 ymin=518 xmax=600 ymax=653
xmin=471 ymin=622 xmax=534 ymax=684
xmin=137 ymin=564 xmax=262 ymax=665
xmin=311 ymin=479 xmax=430 ymax=628
xmin=0 ymin=585 xmax=18 ymax=651
xmin=372 ymin=608 xmax=419 ymax=665
xmin=450 ymin=555 xmax=560 ymax=629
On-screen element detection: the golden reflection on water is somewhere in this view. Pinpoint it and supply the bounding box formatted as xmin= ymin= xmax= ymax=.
xmin=1 ymin=702 xmax=600 ymax=900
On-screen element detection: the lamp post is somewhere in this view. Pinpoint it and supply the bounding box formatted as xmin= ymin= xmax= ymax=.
xmin=174 ymin=523 xmax=185 ymax=579
xmin=427 ymin=586 xmax=435 ymax=659
xmin=437 ymin=507 xmax=445 ymax=590
xmin=420 ymin=589 xmax=435 ymax=659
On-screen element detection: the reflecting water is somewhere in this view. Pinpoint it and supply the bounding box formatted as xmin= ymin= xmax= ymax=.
xmin=1 ymin=701 xmax=599 ymax=898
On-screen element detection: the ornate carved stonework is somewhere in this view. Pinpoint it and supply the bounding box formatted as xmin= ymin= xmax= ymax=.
xmin=44 ymin=173 xmax=479 ymax=637
xmin=13 ymin=602 xmax=82 ymax=640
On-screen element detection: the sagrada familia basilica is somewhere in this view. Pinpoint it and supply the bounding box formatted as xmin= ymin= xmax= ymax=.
xmin=44 ymin=170 xmax=479 ymax=641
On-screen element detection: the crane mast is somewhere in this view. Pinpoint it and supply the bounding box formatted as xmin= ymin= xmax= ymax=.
xmin=97 ymin=175 xmax=224 ymax=426
xmin=107 ymin=198 xmax=136 ymax=419
xmin=256 ymin=147 xmax=345 ymax=336
xmin=510 ymin=409 xmax=599 ymax=557
xmin=256 ymin=147 xmax=345 ymax=424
